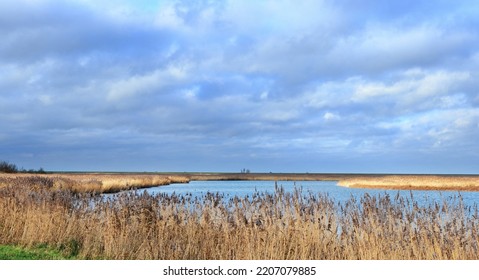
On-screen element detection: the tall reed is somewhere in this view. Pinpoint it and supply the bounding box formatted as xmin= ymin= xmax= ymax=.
xmin=0 ymin=174 xmax=190 ymax=193
xmin=0 ymin=182 xmax=478 ymax=259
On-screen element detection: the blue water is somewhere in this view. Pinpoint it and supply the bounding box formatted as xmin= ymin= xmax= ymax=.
xmin=137 ymin=180 xmax=479 ymax=208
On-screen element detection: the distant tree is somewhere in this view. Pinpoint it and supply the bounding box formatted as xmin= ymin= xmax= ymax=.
xmin=0 ymin=161 xmax=18 ymax=173
xmin=0 ymin=161 xmax=46 ymax=174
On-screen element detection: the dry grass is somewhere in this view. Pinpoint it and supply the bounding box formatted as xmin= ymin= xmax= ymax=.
xmin=338 ymin=175 xmax=479 ymax=191
xmin=1 ymin=180 xmax=479 ymax=259
xmin=0 ymin=173 xmax=190 ymax=193
xmin=5 ymin=173 xmax=478 ymax=193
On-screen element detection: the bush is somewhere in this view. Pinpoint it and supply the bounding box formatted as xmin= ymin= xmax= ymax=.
xmin=0 ymin=161 xmax=18 ymax=173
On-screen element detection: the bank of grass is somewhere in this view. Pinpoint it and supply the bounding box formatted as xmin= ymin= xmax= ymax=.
xmin=2 ymin=173 xmax=479 ymax=194
xmin=0 ymin=244 xmax=70 ymax=260
xmin=0 ymin=173 xmax=190 ymax=193
xmin=338 ymin=175 xmax=479 ymax=191
xmin=1 ymin=180 xmax=479 ymax=260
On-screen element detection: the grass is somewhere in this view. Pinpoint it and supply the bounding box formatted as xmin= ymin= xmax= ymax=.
xmin=0 ymin=244 xmax=69 ymax=260
xmin=2 ymin=173 xmax=479 ymax=194
xmin=0 ymin=173 xmax=190 ymax=193
xmin=1 ymin=179 xmax=479 ymax=260
xmin=338 ymin=175 xmax=479 ymax=191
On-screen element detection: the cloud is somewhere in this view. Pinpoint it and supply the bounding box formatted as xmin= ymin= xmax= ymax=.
xmin=106 ymin=64 xmax=190 ymax=101
xmin=1 ymin=0 xmax=478 ymax=173
xmin=0 ymin=0 xmax=174 ymax=65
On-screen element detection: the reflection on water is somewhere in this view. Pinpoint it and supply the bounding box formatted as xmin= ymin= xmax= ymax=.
xmin=127 ymin=180 xmax=479 ymax=208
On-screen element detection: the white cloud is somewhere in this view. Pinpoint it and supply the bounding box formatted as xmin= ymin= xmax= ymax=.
xmin=155 ymin=3 xmax=185 ymax=30
xmin=305 ymin=69 xmax=472 ymax=113
xmin=378 ymin=108 xmax=479 ymax=150
xmin=439 ymin=94 xmax=468 ymax=108
xmin=323 ymin=112 xmax=340 ymax=121
xmin=107 ymin=74 xmax=160 ymax=101
xmin=106 ymin=63 xmax=190 ymax=101
xmin=182 ymin=86 xmax=200 ymax=101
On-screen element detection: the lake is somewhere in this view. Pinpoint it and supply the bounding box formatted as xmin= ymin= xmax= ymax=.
xmin=130 ymin=180 xmax=479 ymax=208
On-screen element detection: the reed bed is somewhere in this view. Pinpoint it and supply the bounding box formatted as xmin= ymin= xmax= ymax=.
xmin=338 ymin=175 xmax=479 ymax=191
xmin=0 ymin=173 xmax=190 ymax=193
xmin=1 ymin=180 xmax=479 ymax=260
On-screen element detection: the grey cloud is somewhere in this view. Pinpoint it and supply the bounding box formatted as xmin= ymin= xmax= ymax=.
xmin=0 ymin=1 xmax=174 ymax=64
xmin=1 ymin=0 xmax=479 ymax=173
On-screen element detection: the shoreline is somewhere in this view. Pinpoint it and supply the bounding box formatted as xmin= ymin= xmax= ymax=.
xmin=0 ymin=173 xmax=190 ymax=193
xmin=336 ymin=175 xmax=479 ymax=192
xmin=2 ymin=172 xmax=479 ymax=193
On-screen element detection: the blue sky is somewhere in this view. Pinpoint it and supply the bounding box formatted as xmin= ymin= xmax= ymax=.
xmin=1 ymin=0 xmax=478 ymax=173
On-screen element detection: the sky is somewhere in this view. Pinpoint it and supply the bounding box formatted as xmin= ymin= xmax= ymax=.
xmin=1 ymin=0 xmax=479 ymax=173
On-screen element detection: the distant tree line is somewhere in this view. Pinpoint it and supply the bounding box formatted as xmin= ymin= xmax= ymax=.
xmin=0 ymin=160 xmax=46 ymax=174
xmin=240 ymin=168 xmax=250 ymax=174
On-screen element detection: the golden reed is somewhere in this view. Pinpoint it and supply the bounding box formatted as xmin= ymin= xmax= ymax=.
xmin=0 ymin=173 xmax=190 ymax=193
xmin=1 ymin=179 xmax=478 ymax=259
xmin=338 ymin=175 xmax=479 ymax=191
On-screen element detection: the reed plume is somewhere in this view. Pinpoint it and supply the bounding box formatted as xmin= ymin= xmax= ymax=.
xmin=1 ymin=181 xmax=478 ymax=259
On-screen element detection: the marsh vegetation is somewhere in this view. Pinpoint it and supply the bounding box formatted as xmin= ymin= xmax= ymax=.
xmin=338 ymin=175 xmax=479 ymax=191
xmin=1 ymin=176 xmax=479 ymax=259
xmin=0 ymin=173 xmax=190 ymax=193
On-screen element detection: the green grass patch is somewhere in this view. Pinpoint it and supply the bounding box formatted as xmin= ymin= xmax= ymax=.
xmin=0 ymin=244 xmax=71 ymax=260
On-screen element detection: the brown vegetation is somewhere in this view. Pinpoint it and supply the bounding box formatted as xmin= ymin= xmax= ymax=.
xmin=4 ymin=172 xmax=479 ymax=193
xmin=1 ymin=180 xmax=478 ymax=259
xmin=338 ymin=175 xmax=479 ymax=191
xmin=0 ymin=173 xmax=190 ymax=193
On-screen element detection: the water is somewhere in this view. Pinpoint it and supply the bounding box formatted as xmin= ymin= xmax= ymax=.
xmin=134 ymin=180 xmax=479 ymax=208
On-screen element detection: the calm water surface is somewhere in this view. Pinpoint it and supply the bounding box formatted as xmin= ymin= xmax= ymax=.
xmin=137 ymin=180 xmax=479 ymax=208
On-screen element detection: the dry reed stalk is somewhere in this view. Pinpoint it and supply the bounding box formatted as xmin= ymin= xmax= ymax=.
xmin=1 ymin=179 xmax=479 ymax=259
xmin=0 ymin=173 xmax=190 ymax=194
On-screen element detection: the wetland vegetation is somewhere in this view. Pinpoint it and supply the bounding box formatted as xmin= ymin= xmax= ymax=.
xmin=1 ymin=173 xmax=479 ymax=259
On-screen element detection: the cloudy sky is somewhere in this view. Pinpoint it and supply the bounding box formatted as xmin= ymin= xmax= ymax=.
xmin=1 ymin=0 xmax=479 ymax=173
